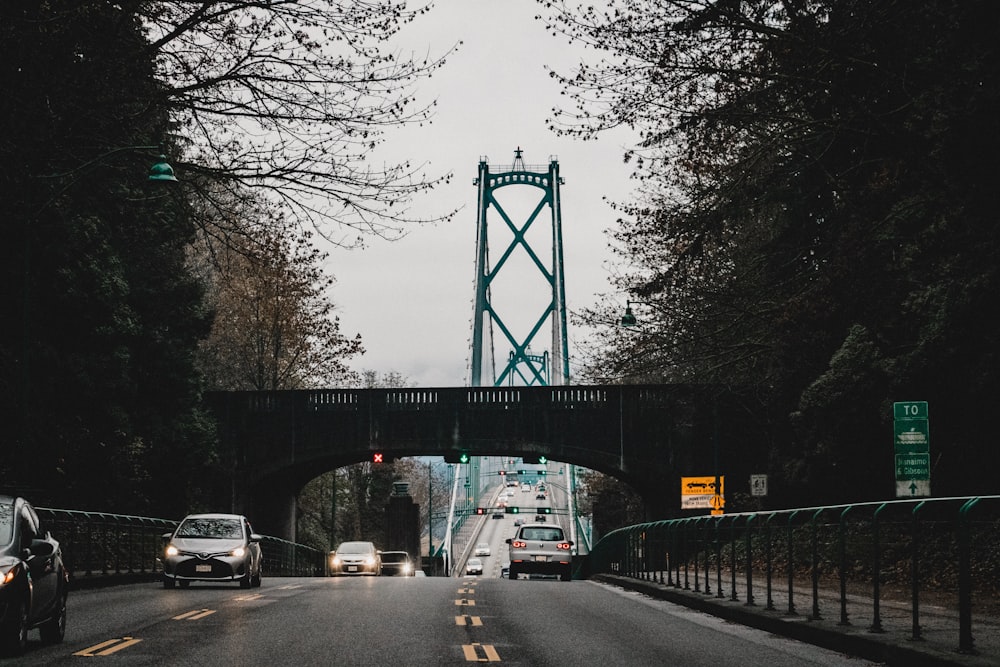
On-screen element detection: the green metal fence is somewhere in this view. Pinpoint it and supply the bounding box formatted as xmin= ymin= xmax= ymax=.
xmin=36 ymin=507 xmax=326 ymax=585
xmin=588 ymin=496 xmax=1000 ymax=654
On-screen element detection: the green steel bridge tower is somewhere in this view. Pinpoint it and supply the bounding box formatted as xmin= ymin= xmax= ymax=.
xmin=469 ymin=148 xmax=570 ymax=388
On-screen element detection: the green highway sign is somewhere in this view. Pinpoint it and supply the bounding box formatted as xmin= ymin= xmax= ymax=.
xmin=893 ymin=400 xmax=930 ymax=497
xmin=893 ymin=419 xmax=929 ymax=453
xmin=895 ymin=452 xmax=930 ymax=480
xmin=893 ymin=401 xmax=928 ymax=420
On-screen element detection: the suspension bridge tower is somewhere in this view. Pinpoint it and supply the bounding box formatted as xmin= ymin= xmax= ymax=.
xmin=469 ymin=148 xmax=570 ymax=387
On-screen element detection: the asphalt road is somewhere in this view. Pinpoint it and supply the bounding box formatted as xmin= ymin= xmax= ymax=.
xmin=6 ymin=576 xmax=883 ymax=666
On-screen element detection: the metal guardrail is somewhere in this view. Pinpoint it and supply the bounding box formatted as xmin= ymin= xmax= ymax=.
xmin=588 ymin=496 xmax=1000 ymax=654
xmin=37 ymin=507 xmax=326 ymax=585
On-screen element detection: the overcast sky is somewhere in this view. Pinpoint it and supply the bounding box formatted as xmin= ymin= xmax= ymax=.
xmin=326 ymin=0 xmax=637 ymax=387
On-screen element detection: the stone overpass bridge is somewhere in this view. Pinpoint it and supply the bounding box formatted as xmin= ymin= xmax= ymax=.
xmin=204 ymin=384 xmax=762 ymax=541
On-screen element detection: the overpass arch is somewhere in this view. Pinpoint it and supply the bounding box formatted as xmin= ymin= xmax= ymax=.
xmin=206 ymin=385 xmax=756 ymax=540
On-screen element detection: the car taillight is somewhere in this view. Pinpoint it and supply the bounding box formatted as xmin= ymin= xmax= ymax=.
xmin=511 ymin=540 xmax=527 ymax=548
xmin=557 ymin=542 xmax=571 ymax=551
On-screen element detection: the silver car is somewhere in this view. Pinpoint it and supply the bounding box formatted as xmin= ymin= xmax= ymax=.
xmin=329 ymin=541 xmax=381 ymax=576
xmin=506 ymin=523 xmax=573 ymax=581
xmin=161 ymin=514 xmax=263 ymax=589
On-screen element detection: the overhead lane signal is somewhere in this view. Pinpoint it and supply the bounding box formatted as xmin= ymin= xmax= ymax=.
xmin=444 ymin=450 xmax=471 ymax=464
xmin=505 ymin=507 xmax=520 ymax=514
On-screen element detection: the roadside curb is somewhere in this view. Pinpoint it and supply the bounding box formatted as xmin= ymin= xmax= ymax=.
xmin=591 ymin=574 xmax=993 ymax=667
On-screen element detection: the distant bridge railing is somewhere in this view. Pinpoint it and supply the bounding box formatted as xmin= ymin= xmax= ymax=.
xmin=37 ymin=507 xmax=326 ymax=586
xmin=588 ymin=496 xmax=1000 ymax=654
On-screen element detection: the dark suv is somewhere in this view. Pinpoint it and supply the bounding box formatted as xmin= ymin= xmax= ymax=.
xmin=0 ymin=495 xmax=68 ymax=656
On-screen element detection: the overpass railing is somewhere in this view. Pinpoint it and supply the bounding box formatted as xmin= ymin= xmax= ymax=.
xmin=37 ymin=507 xmax=326 ymax=585
xmin=588 ymin=496 xmax=1000 ymax=654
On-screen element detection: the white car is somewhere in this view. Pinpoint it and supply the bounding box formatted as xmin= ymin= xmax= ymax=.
xmin=465 ymin=558 xmax=484 ymax=575
xmin=506 ymin=523 xmax=573 ymax=581
xmin=161 ymin=513 xmax=263 ymax=589
xmin=474 ymin=542 xmax=491 ymax=557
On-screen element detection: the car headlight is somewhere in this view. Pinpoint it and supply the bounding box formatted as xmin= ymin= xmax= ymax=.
xmin=402 ymin=563 xmax=412 ymax=574
xmin=231 ymin=546 xmax=246 ymax=558
xmin=331 ymin=556 xmax=341 ymax=567
xmin=165 ymin=544 xmax=179 ymax=557
xmin=1 ymin=564 xmax=17 ymax=586
xmin=364 ymin=556 xmax=375 ymax=566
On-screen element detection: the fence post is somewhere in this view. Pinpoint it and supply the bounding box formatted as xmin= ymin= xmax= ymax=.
xmin=870 ymin=503 xmax=887 ymax=633
xmin=957 ymin=497 xmax=980 ymax=654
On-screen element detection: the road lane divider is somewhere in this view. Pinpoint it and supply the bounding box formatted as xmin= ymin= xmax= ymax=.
xmin=73 ymin=637 xmax=143 ymax=656
xmin=455 ymin=598 xmax=476 ymax=606
xmin=173 ymin=609 xmax=216 ymax=621
xmin=455 ymin=614 xmax=483 ymax=626
xmin=462 ymin=643 xmax=501 ymax=662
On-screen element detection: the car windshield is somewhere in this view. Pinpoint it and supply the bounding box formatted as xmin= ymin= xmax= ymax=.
xmin=176 ymin=517 xmax=242 ymax=539
xmin=521 ymin=527 xmax=564 ymax=541
xmin=337 ymin=542 xmax=372 ymax=554
xmin=0 ymin=501 xmax=12 ymax=546
xmin=382 ymin=552 xmax=407 ymax=563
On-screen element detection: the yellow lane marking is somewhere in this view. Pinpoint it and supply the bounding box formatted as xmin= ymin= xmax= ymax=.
xmin=233 ymin=593 xmax=264 ymax=601
xmin=455 ymin=614 xmax=483 ymax=626
xmin=74 ymin=637 xmax=143 ymax=656
xmin=173 ymin=608 xmax=216 ymax=621
xmin=462 ymin=643 xmax=501 ymax=662
xmin=458 ymin=587 xmax=475 ymax=594
xmin=455 ymin=598 xmax=476 ymax=606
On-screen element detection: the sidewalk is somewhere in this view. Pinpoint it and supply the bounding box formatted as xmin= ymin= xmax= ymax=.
xmin=592 ymin=571 xmax=1000 ymax=667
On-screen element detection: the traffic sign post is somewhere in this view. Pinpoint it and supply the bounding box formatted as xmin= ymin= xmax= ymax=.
xmin=681 ymin=475 xmax=724 ymax=511
xmin=893 ymin=401 xmax=930 ymax=497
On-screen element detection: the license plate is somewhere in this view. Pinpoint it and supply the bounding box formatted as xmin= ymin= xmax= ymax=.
xmin=348 ymin=565 xmax=358 ymax=572
xmin=195 ymin=564 xmax=212 ymax=573
xmin=534 ymin=555 xmax=548 ymax=562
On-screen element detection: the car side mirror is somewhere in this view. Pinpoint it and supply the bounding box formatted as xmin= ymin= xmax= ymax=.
xmin=161 ymin=532 xmax=173 ymax=540
xmin=505 ymin=538 xmax=511 ymax=544
xmin=249 ymin=533 xmax=262 ymax=542
xmin=29 ymin=539 xmax=55 ymax=558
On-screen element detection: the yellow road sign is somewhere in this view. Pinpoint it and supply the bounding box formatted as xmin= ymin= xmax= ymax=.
xmin=681 ymin=476 xmax=724 ymax=495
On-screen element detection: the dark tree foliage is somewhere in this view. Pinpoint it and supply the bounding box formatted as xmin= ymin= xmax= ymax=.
xmin=1 ymin=2 xmax=214 ymax=514
xmin=544 ymin=1 xmax=1000 ymax=505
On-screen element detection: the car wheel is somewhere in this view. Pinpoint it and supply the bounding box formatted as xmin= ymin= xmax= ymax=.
xmin=179 ymin=580 xmax=191 ymax=589
xmin=507 ymin=565 xmax=518 ymax=581
xmin=252 ymin=568 xmax=262 ymax=587
xmin=39 ymin=591 xmax=68 ymax=644
xmin=0 ymin=598 xmax=28 ymax=657
xmin=560 ymin=566 xmax=572 ymax=582
xmin=240 ymin=573 xmax=252 ymax=588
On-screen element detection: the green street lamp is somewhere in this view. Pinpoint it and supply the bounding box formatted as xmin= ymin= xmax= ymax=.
xmin=621 ymin=300 xmax=656 ymax=327
xmin=147 ymin=154 xmax=178 ymax=182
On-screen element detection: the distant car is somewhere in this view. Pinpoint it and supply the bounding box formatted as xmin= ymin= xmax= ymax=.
xmin=465 ymin=558 xmax=484 ymax=575
xmin=474 ymin=542 xmax=491 ymax=557
xmin=379 ymin=551 xmax=415 ymax=576
xmin=500 ymin=565 xmax=510 ymax=579
xmin=330 ymin=541 xmax=381 ymax=576
xmin=535 ymin=514 xmax=547 ymax=522
xmin=521 ymin=484 xmax=531 ymax=492
xmin=513 ymin=517 xmax=524 ymax=527
xmin=0 ymin=495 xmax=68 ymax=656
xmin=161 ymin=513 xmax=263 ymax=589
xmin=506 ymin=523 xmax=573 ymax=581
xmin=492 ymin=511 xmax=504 ymax=519
xmin=536 ymin=492 xmax=546 ymax=500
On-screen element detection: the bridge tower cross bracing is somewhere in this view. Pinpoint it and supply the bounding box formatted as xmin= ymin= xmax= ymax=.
xmin=469 ymin=148 xmax=570 ymax=388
